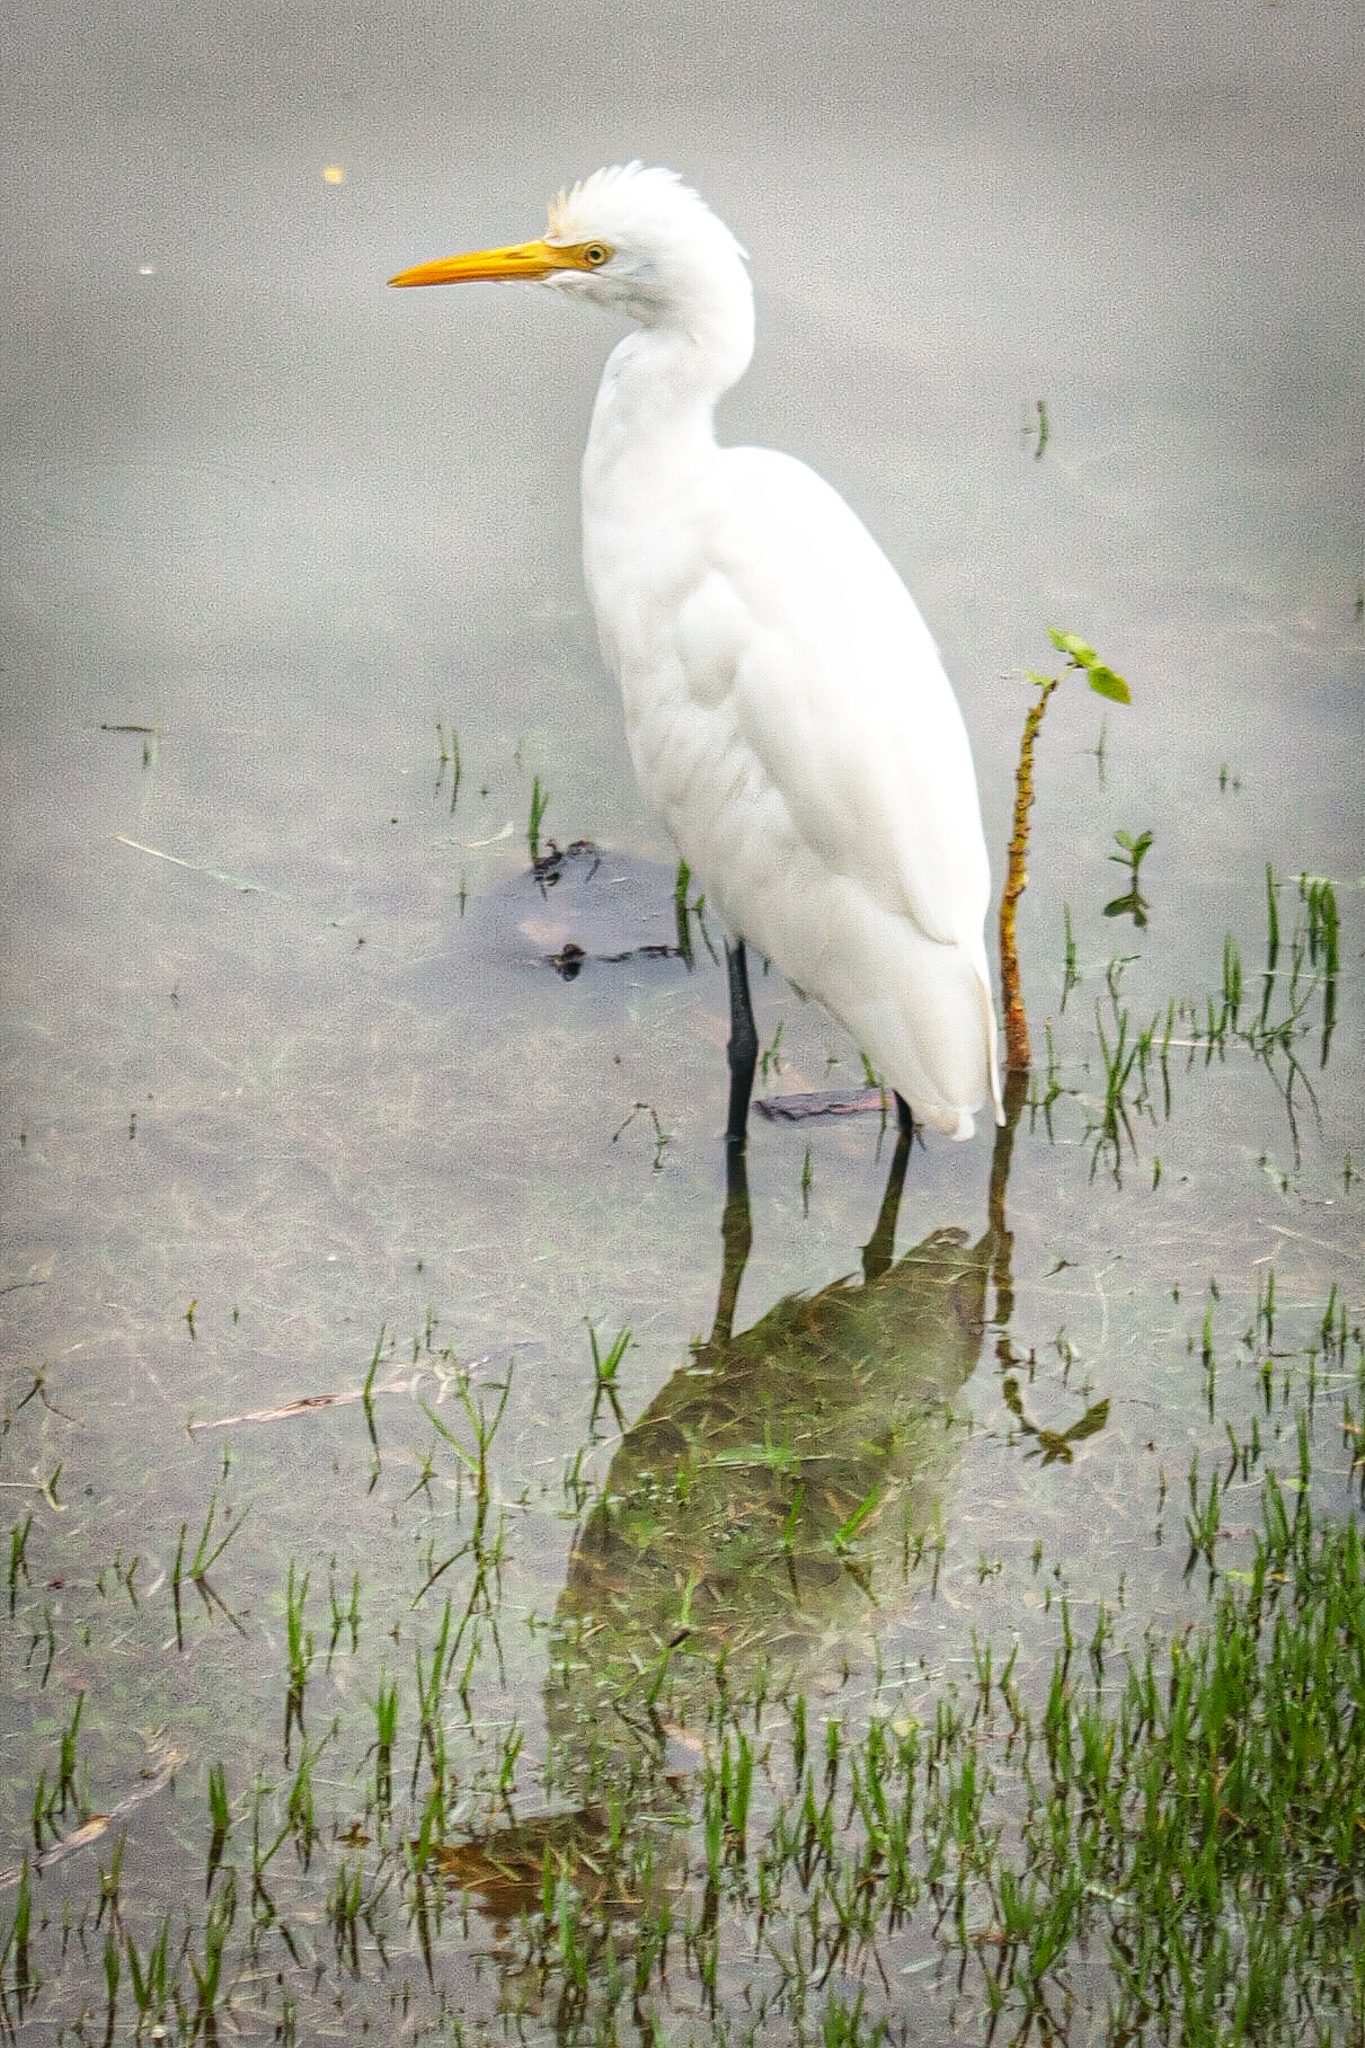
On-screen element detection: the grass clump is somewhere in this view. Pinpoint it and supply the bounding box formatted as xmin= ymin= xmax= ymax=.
xmin=988 ymin=1478 xmax=1365 ymax=2038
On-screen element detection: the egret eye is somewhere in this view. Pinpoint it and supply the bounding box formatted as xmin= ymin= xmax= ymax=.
xmin=581 ymin=243 xmax=610 ymax=268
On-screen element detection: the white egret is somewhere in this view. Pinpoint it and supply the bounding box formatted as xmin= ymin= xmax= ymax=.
xmin=391 ymin=163 xmax=1002 ymax=1145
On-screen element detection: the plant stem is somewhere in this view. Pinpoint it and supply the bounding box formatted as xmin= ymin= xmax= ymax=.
xmin=999 ymin=673 xmax=1060 ymax=1070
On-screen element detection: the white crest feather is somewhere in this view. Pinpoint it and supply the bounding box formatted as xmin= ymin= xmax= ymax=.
xmin=545 ymin=162 xmax=748 ymax=264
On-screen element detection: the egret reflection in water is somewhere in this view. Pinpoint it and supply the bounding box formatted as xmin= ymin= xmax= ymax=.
xmin=440 ymin=1078 xmax=1034 ymax=1934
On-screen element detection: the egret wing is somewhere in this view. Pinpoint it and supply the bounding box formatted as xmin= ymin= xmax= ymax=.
xmin=689 ymin=447 xmax=991 ymax=952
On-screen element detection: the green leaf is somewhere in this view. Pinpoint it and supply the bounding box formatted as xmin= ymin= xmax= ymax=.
xmin=1062 ymin=1398 xmax=1110 ymax=1446
xmin=1104 ymin=891 xmax=1149 ymax=929
xmin=1046 ymin=628 xmax=1132 ymax=703
xmin=1047 ymin=627 xmax=1098 ymax=666
xmin=1086 ymin=664 xmax=1131 ymax=704
xmin=834 ymin=1483 xmax=885 ymax=1549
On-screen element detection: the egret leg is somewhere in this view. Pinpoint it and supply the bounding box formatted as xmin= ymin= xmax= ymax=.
xmin=724 ymin=939 xmax=758 ymax=1150
xmin=894 ymin=1091 xmax=914 ymax=1139
xmin=862 ymin=1117 xmax=912 ymax=1284
xmin=710 ymin=1140 xmax=752 ymax=1348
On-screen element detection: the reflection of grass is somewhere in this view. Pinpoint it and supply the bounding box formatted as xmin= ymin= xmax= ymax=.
xmin=1103 ymin=825 xmax=1154 ymax=928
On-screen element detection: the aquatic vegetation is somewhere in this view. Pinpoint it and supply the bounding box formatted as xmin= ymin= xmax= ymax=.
xmin=528 ymin=773 xmax=551 ymax=863
xmin=435 ymin=721 xmax=463 ymax=812
xmin=1029 ymin=868 xmax=1346 ymax=1184
xmin=1103 ymin=826 xmax=1154 ymax=929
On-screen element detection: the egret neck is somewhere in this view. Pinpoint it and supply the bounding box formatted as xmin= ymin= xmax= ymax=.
xmin=581 ymin=264 xmax=754 ymax=562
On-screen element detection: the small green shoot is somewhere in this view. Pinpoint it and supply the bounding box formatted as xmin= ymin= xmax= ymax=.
xmin=435 ymin=721 xmax=462 ymax=811
xmin=674 ymin=857 xmax=693 ymax=965
xmin=1022 ymin=397 xmax=1049 ymax=458
xmin=1060 ymin=905 xmax=1078 ymax=1011
xmin=326 ymin=1564 xmax=361 ymax=1668
xmin=206 ymin=1763 xmax=231 ymax=1894
xmin=369 ymin=1672 xmax=398 ymax=1813
xmin=611 ymin=1100 xmax=671 ymax=1169
xmin=418 ymin=1366 xmax=511 ymax=1553
xmin=99 ymin=719 xmax=161 ymax=771
xmin=834 ymin=1484 xmax=884 ymax=1553
xmin=528 ymin=775 xmax=550 ymax=863
xmin=1300 ymin=873 xmax=1339 ymax=1061
xmin=362 ymin=1324 xmax=385 ymax=1488
xmin=7 ymin=1515 xmax=32 ymax=1615
xmin=587 ymin=1323 xmax=630 ymax=1430
xmin=171 ymin=1492 xmax=247 ymax=1651
xmin=1091 ymin=713 xmax=1108 ymax=784
xmin=1103 ymin=829 xmax=1153 ymax=928
xmin=126 ymin=1915 xmax=172 ymax=2029
xmin=284 ymin=1562 xmax=313 ymax=1761
xmin=55 ymin=1692 xmax=85 ymax=1818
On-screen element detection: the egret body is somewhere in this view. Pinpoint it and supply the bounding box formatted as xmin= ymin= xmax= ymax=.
xmin=391 ymin=164 xmax=1002 ymax=1141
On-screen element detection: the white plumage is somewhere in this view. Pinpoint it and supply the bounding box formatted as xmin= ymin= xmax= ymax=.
xmin=392 ymin=163 xmax=1002 ymax=1139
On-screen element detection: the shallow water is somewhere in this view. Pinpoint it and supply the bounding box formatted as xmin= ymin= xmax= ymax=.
xmin=1 ymin=3 xmax=1362 ymax=2040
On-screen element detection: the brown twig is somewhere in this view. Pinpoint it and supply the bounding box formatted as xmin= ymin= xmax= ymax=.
xmin=0 ymin=1748 xmax=184 ymax=1890
xmin=998 ymin=672 xmax=1061 ymax=1071
xmin=188 ymin=1374 xmax=423 ymax=1436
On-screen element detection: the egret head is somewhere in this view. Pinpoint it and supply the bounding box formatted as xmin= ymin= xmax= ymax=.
xmin=389 ymin=163 xmax=752 ymax=339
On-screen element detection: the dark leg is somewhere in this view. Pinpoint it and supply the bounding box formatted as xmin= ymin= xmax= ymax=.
xmin=894 ymin=1090 xmax=914 ymax=1139
xmin=710 ymin=1140 xmax=752 ymax=1349
xmin=862 ymin=1115 xmax=912 ymax=1284
xmin=724 ymin=939 xmax=758 ymax=1150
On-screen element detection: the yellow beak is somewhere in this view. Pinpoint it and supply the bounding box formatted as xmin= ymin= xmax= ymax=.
xmin=388 ymin=239 xmax=584 ymax=288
